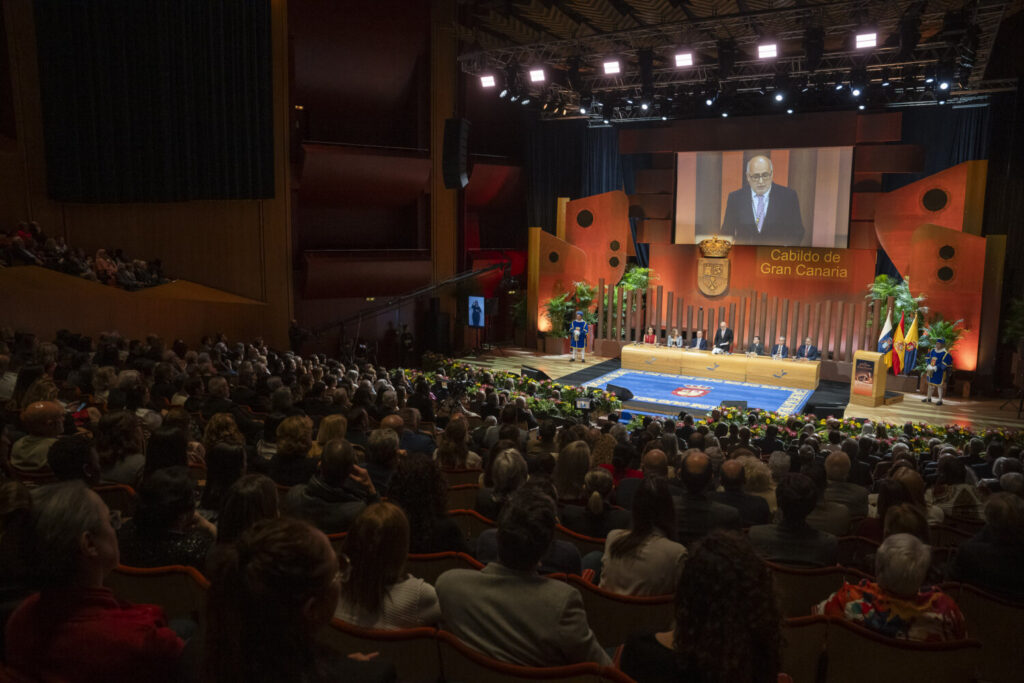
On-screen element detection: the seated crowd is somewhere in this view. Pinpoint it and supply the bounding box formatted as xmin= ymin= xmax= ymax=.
xmin=1 ymin=221 xmax=170 ymax=290
xmin=0 ymin=326 xmax=1023 ymax=682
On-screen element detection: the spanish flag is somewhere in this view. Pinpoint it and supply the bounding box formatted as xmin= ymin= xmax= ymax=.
xmin=877 ymin=309 xmax=894 ymax=368
xmin=893 ymin=311 xmax=906 ymax=375
xmin=903 ymin=314 xmax=919 ymax=375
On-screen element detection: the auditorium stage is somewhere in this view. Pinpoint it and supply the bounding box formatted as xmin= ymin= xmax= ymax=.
xmin=456 ymin=347 xmax=1024 ymax=431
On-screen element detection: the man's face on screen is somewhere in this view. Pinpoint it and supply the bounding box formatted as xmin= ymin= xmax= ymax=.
xmin=747 ymin=157 xmax=773 ymax=195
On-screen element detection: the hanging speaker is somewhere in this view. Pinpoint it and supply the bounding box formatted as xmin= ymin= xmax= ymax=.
xmin=720 ymin=400 xmax=747 ymax=409
xmin=442 ymin=118 xmax=471 ymax=189
xmin=607 ymin=384 xmax=634 ymax=401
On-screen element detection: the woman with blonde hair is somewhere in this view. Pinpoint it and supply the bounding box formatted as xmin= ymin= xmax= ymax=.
xmin=92 ymin=366 xmax=118 ymax=403
xmin=315 ymin=414 xmax=348 ymax=449
xmin=335 ymin=502 xmax=440 ymax=629
xmin=202 ymin=413 xmax=246 ymax=452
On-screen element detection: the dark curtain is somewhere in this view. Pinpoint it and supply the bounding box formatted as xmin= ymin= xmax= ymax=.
xmin=876 ymin=102 xmax=996 ymax=277
xmin=525 ymin=120 xmax=648 ymax=264
xmin=33 ymin=0 xmax=274 ymax=203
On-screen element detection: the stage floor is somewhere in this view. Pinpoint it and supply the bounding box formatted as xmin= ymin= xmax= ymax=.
xmin=454 ymin=347 xmax=1024 ymax=431
xmin=580 ymin=368 xmax=813 ymax=415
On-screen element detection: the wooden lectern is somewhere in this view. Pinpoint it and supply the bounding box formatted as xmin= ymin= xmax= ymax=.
xmin=849 ymin=351 xmax=887 ymax=407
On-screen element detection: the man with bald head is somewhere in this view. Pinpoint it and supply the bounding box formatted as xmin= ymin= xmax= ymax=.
xmin=721 ymin=154 xmax=805 ymax=246
xmin=615 ymin=448 xmax=682 ymax=508
xmin=713 ymin=459 xmax=771 ymax=526
xmin=11 ymin=401 xmax=66 ymax=471
xmin=674 ymin=451 xmax=741 ymax=545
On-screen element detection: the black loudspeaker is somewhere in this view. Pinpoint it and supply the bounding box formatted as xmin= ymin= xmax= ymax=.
xmin=442 ymin=118 xmax=471 ymax=189
xmin=720 ymin=400 xmax=747 ymax=409
xmin=607 ymin=384 xmax=634 ymax=401
xmin=811 ymin=404 xmax=846 ymax=419
xmin=521 ymin=366 xmax=551 ymax=381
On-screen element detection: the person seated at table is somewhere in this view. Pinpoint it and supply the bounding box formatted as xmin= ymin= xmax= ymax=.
xmin=746 ymin=335 xmax=765 ymax=356
xmin=794 ymin=337 xmax=820 ymax=361
xmin=665 ymin=328 xmax=683 ymax=348
xmin=642 ymin=327 xmax=657 ymax=345
xmin=770 ymin=335 xmax=789 ymax=359
xmin=690 ymin=330 xmax=708 ymax=350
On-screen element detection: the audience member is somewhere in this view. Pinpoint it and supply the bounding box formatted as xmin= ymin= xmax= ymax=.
xmin=476 ymin=448 xmax=527 ymax=521
xmin=675 ymin=451 xmax=741 ymax=545
xmin=0 ymin=482 xmax=33 ymax=657
xmin=951 ymin=493 xmax=1024 ymax=599
xmin=95 ymin=411 xmax=146 ymax=487
xmin=202 ymin=517 xmax=394 ymax=682
xmin=802 ymin=461 xmax=852 ymax=536
xmin=10 ymin=401 xmax=65 ymax=472
xmin=386 ymin=453 xmax=468 ymax=553
xmin=816 ymin=533 xmax=967 ymax=642
xmin=713 ymin=459 xmax=772 ymax=526
xmin=335 ymin=502 xmax=441 ymax=629
xmin=434 ymin=416 xmax=481 ymax=469
xmin=6 ymin=482 xmax=185 ymax=683
xmin=824 ymin=451 xmax=869 ymax=517
xmin=363 ymin=428 xmax=401 ymax=493
xmin=553 ymin=440 xmax=591 ymax=504
xmin=600 ymin=477 xmax=686 ymax=596
xmin=198 ymin=442 xmax=247 ymax=520
xmin=436 ymin=486 xmax=610 ymax=666
xmin=749 ymin=473 xmax=838 ymax=567
xmin=46 ymin=434 xmax=101 ymax=484
xmin=267 ymin=416 xmax=318 ymax=487
xmin=619 ymin=531 xmax=782 ymax=683
xmin=559 ymin=467 xmax=631 ymax=538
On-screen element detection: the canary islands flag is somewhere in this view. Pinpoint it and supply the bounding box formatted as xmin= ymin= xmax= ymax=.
xmin=893 ymin=312 xmax=906 ymax=375
xmin=878 ymin=309 xmax=894 ymax=368
xmin=903 ymin=314 xmax=920 ymax=375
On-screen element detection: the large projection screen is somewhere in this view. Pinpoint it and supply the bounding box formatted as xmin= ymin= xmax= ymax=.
xmin=674 ymin=147 xmax=853 ymax=248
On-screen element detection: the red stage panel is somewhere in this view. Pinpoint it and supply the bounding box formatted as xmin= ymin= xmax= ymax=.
xmin=907 ymin=225 xmax=986 ymax=372
xmin=564 ymin=191 xmax=630 ymax=289
xmin=872 ymin=161 xmax=988 ymax=274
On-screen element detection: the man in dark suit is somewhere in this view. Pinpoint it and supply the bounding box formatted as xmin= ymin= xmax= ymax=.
xmin=713 ymin=320 xmax=734 ymax=353
xmin=795 ymin=337 xmax=821 ymax=361
xmin=823 ymin=452 xmax=869 ymax=518
xmin=674 ymin=451 xmax=741 ymax=545
xmin=690 ymin=330 xmax=708 ymax=350
xmin=770 ymin=336 xmax=789 ymax=359
xmin=713 ymin=459 xmax=771 ymax=526
xmin=436 ymin=487 xmax=610 ymax=666
xmin=720 ymin=155 xmax=805 ymax=246
xmin=748 ymin=473 xmax=838 ymax=567
xmin=747 ymin=335 xmax=765 ymax=356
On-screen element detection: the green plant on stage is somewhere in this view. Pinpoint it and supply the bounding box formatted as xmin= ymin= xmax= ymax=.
xmin=620 ymin=265 xmax=657 ymax=292
xmin=864 ymin=275 xmax=926 ymax=325
xmin=544 ymin=292 xmax=573 ymax=339
xmin=915 ymin=315 xmax=967 ymax=373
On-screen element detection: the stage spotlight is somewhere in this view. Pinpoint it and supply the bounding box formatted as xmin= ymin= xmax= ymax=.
xmin=924 ymin=64 xmax=935 ymax=84
xmin=499 ymin=87 xmax=509 ymax=98
xmin=858 ymin=104 xmax=865 ymax=110
xmin=803 ymin=27 xmax=824 ymax=72
xmin=520 ymin=96 xmax=531 ymax=105
xmin=675 ymin=51 xmax=694 ymax=67
xmin=640 ymin=100 xmax=649 ymax=111
xmin=758 ymin=43 xmax=777 ymax=59
xmin=786 ymin=108 xmax=794 ymax=114
xmin=936 ymin=62 xmax=954 ymax=90
xmin=855 ymin=32 xmax=877 ymax=49
xmin=881 ymin=69 xmax=892 ymax=87
xmin=661 ymin=115 xmax=667 ymax=120
xmin=774 ymin=92 xmax=784 ymax=102
xmin=849 ymin=68 xmax=867 ymax=97
xmin=705 ymin=96 xmax=714 ymax=107
xmin=603 ymin=58 xmax=620 ymax=75
xmin=721 ymin=111 xmax=729 ymax=118
xmin=480 ymin=75 xmax=496 ymax=88
xmin=529 ymin=68 xmax=545 ymax=83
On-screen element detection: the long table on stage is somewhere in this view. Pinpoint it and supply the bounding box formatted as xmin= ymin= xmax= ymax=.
xmin=621 ymin=345 xmax=821 ymax=390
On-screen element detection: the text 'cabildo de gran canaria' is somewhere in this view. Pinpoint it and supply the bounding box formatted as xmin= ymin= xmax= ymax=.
xmin=756 ymin=248 xmax=849 ymax=279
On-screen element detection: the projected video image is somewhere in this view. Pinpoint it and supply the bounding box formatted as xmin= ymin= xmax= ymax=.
xmin=674 ymin=147 xmax=853 ymax=248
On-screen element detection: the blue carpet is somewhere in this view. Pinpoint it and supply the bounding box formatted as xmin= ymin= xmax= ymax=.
xmin=584 ymin=368 xmax=813 ymax=415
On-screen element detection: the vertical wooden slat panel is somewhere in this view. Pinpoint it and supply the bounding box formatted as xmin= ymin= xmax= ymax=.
xmin=759 ymin=292 xmax=769 ymax=343
xmin=767 ymin=297 xmax=778 ymax=351
xmin=612 ymin=286 xmax=621 ymax=341
xmin=707 ymin=307 xmax=716 ymax=337
xmin=787 ymin=301 xmax=798 ymax=348
xmin=813 ymin=302 xmax=822 ymax=350
xmin=665 ymin=291 xmax=674 ymax=333
xmin=738 ymin=297 xmax=748 ymax=348
xmin=780 ymin=299 xmax=790 ymax=348
xmin=849 ymin=303 xmax=862 ymax=357
xmin=686 ymin=305 xmax=693 ymax=339
xmin=597 ymin=279 xmax=606 ymax=340
xmin=871 ymin=298 xmax=882 ymax=351
xmin=829 ymin=301 xmax=842 ymax=361
xmin=840 ymin=303 xmax=852 ymax=361
xmin=822 ymin=301 xmax=833 ymax=359
xmin=630 ymin=290 xmax=639 ymax=341
xmin=655 ymin=286 xmax=664 ymax=332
